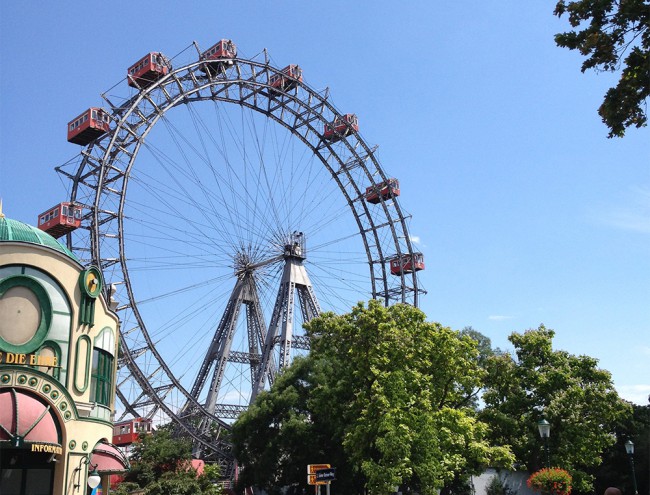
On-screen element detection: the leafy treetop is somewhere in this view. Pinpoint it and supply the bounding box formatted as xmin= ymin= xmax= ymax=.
xmin=113 ymin=425 xmax=222 ymax=495
xmin=554 ymin=0 xmax=650 ymax=137
xmin=234 ymin=301 xmax=514 ymax=495
xmin=480 ymin=325 xmax=631 ymax=493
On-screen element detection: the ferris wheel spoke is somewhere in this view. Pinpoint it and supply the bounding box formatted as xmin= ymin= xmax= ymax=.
xmin=143 ymin=111 xmax=300 ymax=250
xmin=128 ymin=166 xmax=271 ymax=259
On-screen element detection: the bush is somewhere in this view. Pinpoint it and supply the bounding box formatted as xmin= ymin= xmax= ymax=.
xmin=486 ymin=475 xmax=506 ymax=495
xmin=527 ymin=468 xmax=572 ymax=495
xmin=486 ymin=474 xmax=516 ymax=495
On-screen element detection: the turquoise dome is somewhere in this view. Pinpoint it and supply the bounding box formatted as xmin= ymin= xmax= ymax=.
xmin=0 ymin=216 xmax=79 ymax=262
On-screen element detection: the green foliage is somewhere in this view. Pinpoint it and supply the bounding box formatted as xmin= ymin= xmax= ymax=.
xmin=111 ymin=481 xmax=141 ymax=495
xmin=232 ymin=356 xmax=338 ymax=494
xmin=485 ymin=475 xmax=514 ymax=495
xmin=459 ymin=327 xmax=503 ymax=409
xmin=486 ymin=476 xmax=503 ymax=495
xmin=593 ymin=400 xmax=650 ymax=495
xmin=115 ymin=426 xmax=222 ymax=495
xmin=121 ymin=426 xmax=193 ymax=486
xmin=480 ymin=326 xmax=632 ymax=493
xmin=527 ymin=468 xmax=573 ymax=495
xmin=553 ymin=0 xmax=650 ymax=137
xmin=233 ymin=301 xmax=514 ymax=495
xmin=309 ymin=301 xmax=515 ymax=494
xmin=143 ymin=468 xmax=222 ymax=495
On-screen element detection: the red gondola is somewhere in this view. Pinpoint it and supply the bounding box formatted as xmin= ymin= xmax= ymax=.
xmin=112 ymin=417 xmax=152 ymax=446
xmin=127 ymin=52 xmax=170 ymax=89
xmin=37 ymin=203 xmax=82 ymax=238
xmin=269 ymin=64 xmax=303 ymax=92
xmin=324 ymin=114 xmax=359 ymax=142
xmin=365 ymin=179 xmax=400 ymax=204
xmin=200 ymin=39 xmax=237 ymax=74
xmin=390 ymin=253 xmax=425 ymax=275
xmin=67 ymin=108 xmax=110 ymax=145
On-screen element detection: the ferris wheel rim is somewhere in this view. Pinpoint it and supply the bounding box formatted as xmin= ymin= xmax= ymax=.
xmin=63 ymin=49 xmax=422 ymax=458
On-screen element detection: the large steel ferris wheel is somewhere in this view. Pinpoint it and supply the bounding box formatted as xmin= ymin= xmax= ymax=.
xmin=56 ymin=41 xmax=425 ymax=471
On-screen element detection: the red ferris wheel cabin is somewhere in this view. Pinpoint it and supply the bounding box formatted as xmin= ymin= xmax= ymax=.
xmin=112 ymin=417 xmax=152 ymax=447
xmin=365 ymin=179 xmax=400 ymax=204
xmin=67 ymin=108 xmax=110 ymax=145
xmin=269 ymin=65 xmax=303 ymax=92
xmin=390 ymin=253 xmax=425 ymax=275
xmin=200 ymin=39 xmax=237 ymax=73
xmin=127 ymin=52 xmax=170 ymax=89
xmin=37 ymin=202 xmax=82 ymax=238
xmin=324 ymin=114 xmax=359 ymax=142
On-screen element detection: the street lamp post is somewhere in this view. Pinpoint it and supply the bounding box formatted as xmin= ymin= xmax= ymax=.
xmin=73 ymin=456 xmax=101 ymax=491
xmin=624 ymin=440 xmax=638 ymax=495
xmin=538 ymin=418 xmax=551 ymax=469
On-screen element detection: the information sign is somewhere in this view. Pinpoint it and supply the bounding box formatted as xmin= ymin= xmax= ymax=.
xmin=307 ymin=474 xmax=328 ymax=485
xmin=307 ymin=463 xmax=330 ymax=474
xmin=315 ymin=468 xmax=336 ymax=482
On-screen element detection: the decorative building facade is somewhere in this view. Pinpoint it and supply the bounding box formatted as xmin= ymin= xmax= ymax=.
xmin=0 ymin=214 xmax=128 ymax=495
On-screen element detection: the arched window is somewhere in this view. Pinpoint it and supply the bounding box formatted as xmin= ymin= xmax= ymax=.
xmin=90 ymin=328 xmax=115 ymax=406
xmin=90 ymin=348 xmax=113 ymax=406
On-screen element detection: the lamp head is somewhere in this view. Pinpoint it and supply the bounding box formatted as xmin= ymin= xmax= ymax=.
xmin=537 ymin=418 xmax=551 ymax=438
xmin=87 ymin=468 xmax=101 ymax=489
xmin=625 ymin=439 xmax=634 ymax=455
xmin=73 ymin=457 xmax=100 ymax=491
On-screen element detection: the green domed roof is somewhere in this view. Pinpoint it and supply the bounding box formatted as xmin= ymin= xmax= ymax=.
xmin=0 ymin=216 xmax=79 ymax=262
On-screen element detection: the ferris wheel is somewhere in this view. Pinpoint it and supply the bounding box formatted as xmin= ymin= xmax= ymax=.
xmin=56 ymin=40 xmax=425 ymax=473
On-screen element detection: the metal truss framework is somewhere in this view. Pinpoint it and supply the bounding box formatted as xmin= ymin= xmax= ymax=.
xmin=183 ymin=234 xmax=321 ymax=458
xmin=56 ymin=44 xmax=425 ymax=475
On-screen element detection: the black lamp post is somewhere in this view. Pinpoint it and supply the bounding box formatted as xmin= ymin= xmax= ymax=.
xmin=538 ymin=418 xmax=551 ymax=469
xmin=73 ymin=456 xmax=101 ymax=491
xmin=624 ymin=439 xmax=638 ymax=495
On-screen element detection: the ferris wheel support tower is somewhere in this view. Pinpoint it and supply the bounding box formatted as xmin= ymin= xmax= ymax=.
xmin=252 ymin=232 xmax=320 ymax=400
xmin=185 ymin=232 xmax=320 ymax=423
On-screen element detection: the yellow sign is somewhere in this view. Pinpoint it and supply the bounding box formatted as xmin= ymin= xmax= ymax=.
xmin=307 ymin=475 xmax=328 ymax=486
xmin=31 ymin=443 xmax=62 ymax=455
xmin=0 ymin=352 xmax=58 ymax=367
xmin=307 ymin=463 xmax=330 ymax=474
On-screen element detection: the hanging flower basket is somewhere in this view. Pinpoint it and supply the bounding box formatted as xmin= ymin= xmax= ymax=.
xmin=527 ymin=468 xmax=572 ymax=495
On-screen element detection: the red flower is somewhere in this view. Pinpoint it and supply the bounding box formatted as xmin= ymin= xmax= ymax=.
xmin=527 ymin=468 xmax=572 ymax=495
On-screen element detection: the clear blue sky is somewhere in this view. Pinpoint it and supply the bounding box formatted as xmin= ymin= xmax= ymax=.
xmin=1 ymin=2 xmax=648 ymax=405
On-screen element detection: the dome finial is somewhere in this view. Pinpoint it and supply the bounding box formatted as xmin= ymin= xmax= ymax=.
xmin=0 ymin=198 xmax=4 ymax=218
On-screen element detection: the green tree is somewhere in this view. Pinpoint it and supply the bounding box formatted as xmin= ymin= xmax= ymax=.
xmin=459 ymin=326 xmax=506 ymax=369
xmin=233 ymin=302 xmax=514 ymax=495
xmin=143 ymin=463 xmax=222 ymax=495
xmin=113 ymin=426 xmax=222 ymax=495
xmin=306 ymin=301 xmax=513 ymax=494
xmin=554 ymin=0 xmax=650 ymax=137
xmin=231 ymin=356 xmax=342 ymax=495
xmin=480 ymin=326 xmax=632 ymax=493
xmin=593 ymin=399 xmax=649 ymax=495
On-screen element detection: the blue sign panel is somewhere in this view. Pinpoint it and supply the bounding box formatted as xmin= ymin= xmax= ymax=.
xmin=315 ymin=467 xmax=336 ymax=481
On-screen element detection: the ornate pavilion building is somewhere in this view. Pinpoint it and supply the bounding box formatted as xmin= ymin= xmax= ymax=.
xmin=0 ymin=211 xmax=129 ymax=495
